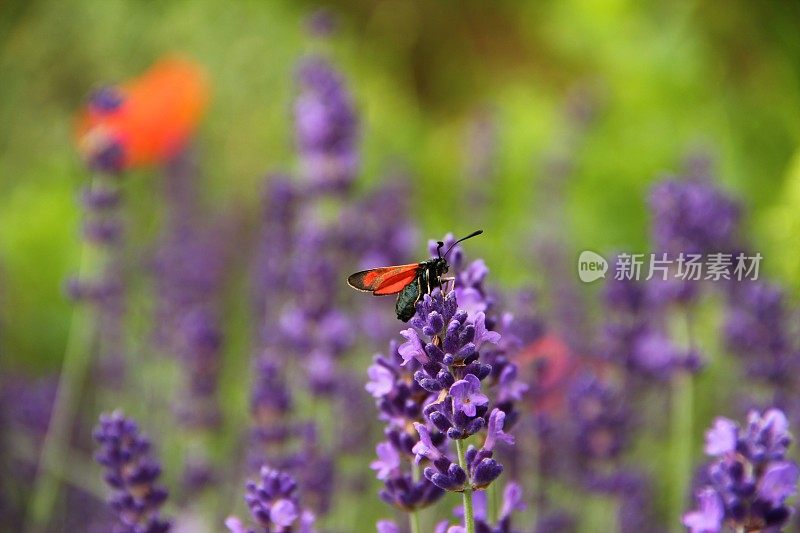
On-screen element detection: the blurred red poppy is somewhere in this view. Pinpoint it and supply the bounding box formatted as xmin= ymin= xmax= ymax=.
xmin=76 ymin=56 xmax=209 ymax=172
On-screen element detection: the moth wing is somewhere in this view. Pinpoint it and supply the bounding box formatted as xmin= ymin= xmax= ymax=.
xmin=347 ymin=264 xmax=420 ymax=295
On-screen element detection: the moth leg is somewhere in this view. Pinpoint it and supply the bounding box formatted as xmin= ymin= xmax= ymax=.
xmin=439 ymin=276 xmax=455 ymax=294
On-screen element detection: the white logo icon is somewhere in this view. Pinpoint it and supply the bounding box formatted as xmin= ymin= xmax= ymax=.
xmin=578 ymin=251 xmax=608 ymax=283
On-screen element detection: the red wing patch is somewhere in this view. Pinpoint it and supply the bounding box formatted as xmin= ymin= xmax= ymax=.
xmin=347 ymin=264 xmax=420 ymax=295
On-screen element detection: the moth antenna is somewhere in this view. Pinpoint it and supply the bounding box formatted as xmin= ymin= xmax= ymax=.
xmin=436 ymin=241 xmax=445 ymax=259
xmin=443 ymin=229 xmax=483 ymax=259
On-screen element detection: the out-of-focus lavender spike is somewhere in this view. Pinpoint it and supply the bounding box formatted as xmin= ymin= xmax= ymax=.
xmin=724 ymin=281 xmax=800 ymax=410
xmin=93 ymin=411 xmax=171 ymax=533
xmin=251 ymin=174 xmax=298 ymax=324
xmin=649 ymin=174 xmax=741 ymax=257
xmin=294 ymin=55 xmax=359 ymax=193
xmin=401 ymin=287 xmax=509 ymax=496
xmin=367 ymin=339 xmax=444 ymax=512
xmin=684 ymin=409 xmax=799 ymax=531
xmin=533 ymin=510 xmax=577 ymax=533
xmin=567 ymin=374 xmax=630 ymax=475
xmin=69 ymin=148 xmax=130 ymax=388
xmin=601 ymin=254 xmax=701 ymax=381
xmin=226 ymin=466 xmax=316 ymax=533
xmin=152 ymin=148 xmax=233 ymax=492
xmin=305 ymin=8 xmax=337 ymax=38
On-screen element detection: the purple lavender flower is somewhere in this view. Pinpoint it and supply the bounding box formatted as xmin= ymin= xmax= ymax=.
xmin=649 ymin=176 xmax=740 ymax=255
xmin=226 ymin=466 xmax=315 ymax=533
xmin=151 ymin=151 xmax=233 ymax=493
xmin=371 ymin=442 xmax=401 ymax=481
xmin=704 ymin=418 xmax=738 ymax=456
xmin=366 ymin=340 xmax=445 ymax=512
xmin=533 ymin=510 xmax=577 ymax=533
xmin=412 ymin=422 xmax=445 ymax=464
xmin=93 ymin=411 xmax=171 ymax=533
xmin=450 ymin=375 xmax=489 ymax=418
xmin=294 ymin=56 xmax=358 ymax=192
xmin=684 ymin=409 xmax=799 ymax=531
xmin=304 ymin=8 xmax=337 ymax=37
xmin=568 ymin=374 xmax=629 ymax=470
xmin=376 ymin=520 xmax=401 ymax=533
xmin=403 ymin=290 xmax=508 ymax=492
xmin=484 ymin=409 xmax=515 ymax=452
xmin=683 ymin=488 xmax=724 ymax=533
xmin=724 ymin=282 xmax=799 ymax=400
xmin=602 ymin=314 xmax=697 ymax=380
xmin=366 ymin=362 xmax=395 ymax=398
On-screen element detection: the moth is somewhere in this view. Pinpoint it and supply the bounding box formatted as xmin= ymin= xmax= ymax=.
xmin=347 ymin=230 xmax=483 ymax=321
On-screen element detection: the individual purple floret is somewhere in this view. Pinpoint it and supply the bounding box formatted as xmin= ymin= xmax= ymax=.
xmin=376 ymin=520 xmax=401 ymax=533
xmin=683 ymin=409 xmax=799 ymax=532
xmin=93 ymin=411 xmax=171 ymax=533
xmin=226 ymin=466 xmax=315 ymax=533
xmin=294 ymin=56 xmax=358 ymax=192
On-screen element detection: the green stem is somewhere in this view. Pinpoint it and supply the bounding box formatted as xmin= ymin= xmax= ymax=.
xmin=409 ymin=462 xmax=421 ymax=533
xmin=487 ymin=482 xmax=499 ymax=525
xmin=669 ymin=309 xmax=694 ymax=533
xmin=456 ymin=439 xmax=476 ymax=533
xmin=26 ymin=177 xmax=103 ymax=532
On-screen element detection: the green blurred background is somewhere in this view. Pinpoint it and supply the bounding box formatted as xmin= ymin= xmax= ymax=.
xmin=2 ymin=2 xmax=800 ymax=529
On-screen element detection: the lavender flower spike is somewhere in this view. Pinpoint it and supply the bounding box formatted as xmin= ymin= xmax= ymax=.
xmin=93 ymin=410 xmax=171 ymax=533
xmin=294 ymin=56 xmax=359 ymax=192
xmin=684 ymin=409 xmax=799 ymax=531
xmin=226 ymin=466 xmax=316 ymax=533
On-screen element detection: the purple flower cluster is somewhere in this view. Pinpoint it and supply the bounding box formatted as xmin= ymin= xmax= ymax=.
xmin=367 ymin=340 xmax=445 ymax=510
xmin=568 ymin=374 xmax=629 ymax=471
xmin=724 ymin=281 xmax=799 ymax=398
xmin=684 ymin=409 xmax=799 ymax=532
xmin=294 ymin=56 xmax=358 ymax=192
xmin=225 ymin=466 xmax=315 ymax=533
xmin=246 ymin=49 xmax=379 ymax=518
xmin=401 ymin=290 xmax=509 ymax=492
xmin=93 ymin=411 xmax=170 ymax=533
xmin=601 ymin=271 xmax=700 ymax=380
xmin=649 ymin=175 xmax=740 ymax=256
xmin=150 ymin=149 xmax=233 ymax=493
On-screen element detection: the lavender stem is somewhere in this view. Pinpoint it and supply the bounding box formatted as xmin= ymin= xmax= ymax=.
xmin=410 ymin=462 xmax=421 ymax=533
xmin=669 ymin=312 xmax=694 ymax=533
xmin=26 ymin=176 xmax=104 ymax=530
xmin=487 ymin=482 xmax=498 ymax=524
xmin=456 ymin=438 xmax=476 ymax=533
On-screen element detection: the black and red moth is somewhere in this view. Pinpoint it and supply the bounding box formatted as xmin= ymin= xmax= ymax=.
xmin=347 ymin=230 xmax=483 ymax=322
